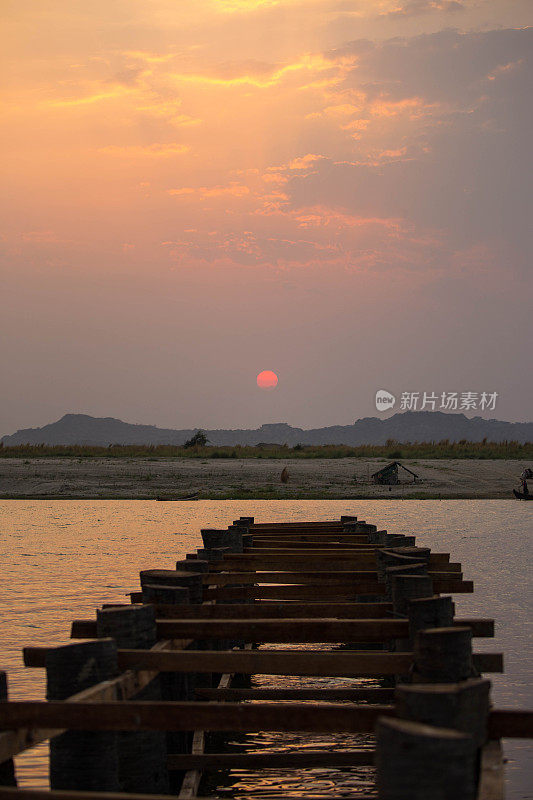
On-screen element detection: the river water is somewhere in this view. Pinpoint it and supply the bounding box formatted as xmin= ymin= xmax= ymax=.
xmin=1 ymin=500 xmax=531 ymax=798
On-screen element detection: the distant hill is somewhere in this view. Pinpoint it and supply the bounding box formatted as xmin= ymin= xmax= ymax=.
xmin=2 ymin=412 xmax=532 ymax=446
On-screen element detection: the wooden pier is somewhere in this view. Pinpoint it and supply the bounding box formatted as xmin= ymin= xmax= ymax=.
xmin=1 ymin=514 xmax=532 ymax=799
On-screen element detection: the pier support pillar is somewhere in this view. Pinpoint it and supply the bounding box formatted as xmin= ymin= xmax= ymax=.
xmin=0 ymin=672 xmax=17 ymax=786
xmin=46 ymin=639 xmax=120 ymax=791
xmin=376 ymin=717 xmax=476 ymax=800
xmin=96 ymin=605 xmax=169 ymax=794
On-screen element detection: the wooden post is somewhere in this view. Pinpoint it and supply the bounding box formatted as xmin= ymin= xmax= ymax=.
xmin=196 ymin=547 xmax=229 ymax=563
xmin=343 ymin=522 xmax=377 ymax=533
xmin=391 ymin=575 xmax=434 ymax=617
xmin=408 ymin=595 xmax=455 ymax=647
xmin=395 ymin=679 xmax=491 ymax=747
xmin=414 ymin=627 xmax=475 ymax=683
xmin=376 ymin=717 xmax=476 ymax=800
xmin=0 ymin=673 xmax=17 ymax=786
xmin=96 ymin=606 xmax=169 ymax=794
xmin=175 ymin=559 xmax=209 ymax=574
xmin=139 ymin=570 xmax=203 ymax=604
xmin=201 ymin=528 xmax=243 ymax=553
xmin=46 ymin=640 xmax=120 ymax=791
xmin=368 ymin=531 xmax=389 ymax=545
xmin=142 ymin=584 xmax=189 ymax=606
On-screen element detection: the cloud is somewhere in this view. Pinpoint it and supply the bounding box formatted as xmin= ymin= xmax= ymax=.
xmin=382 ymin=0 xmax=466 ymax=17
xmin=98 ymin=143 xmax=190 ymax=157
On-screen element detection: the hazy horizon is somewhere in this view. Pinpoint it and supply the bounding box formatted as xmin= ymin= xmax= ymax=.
xmin=2 ymin=2 xmax=532 ymax=433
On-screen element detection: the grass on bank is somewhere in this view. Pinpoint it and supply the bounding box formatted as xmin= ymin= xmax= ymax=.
xmin=0 ymin=439 xmax=531 ymax=460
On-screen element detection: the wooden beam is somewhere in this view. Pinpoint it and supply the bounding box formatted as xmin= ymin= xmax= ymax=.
xmin=194 ymin=687 xmax=396 ymax=701
xmin=0 ymin=700 xmax=395 ymax=733
xmin=488 ymin=709 xmax=533 ymax=739
xmin=71 ymin=615 xmax=492 ymax=640
xmin=168 ymin=749 xmax=376 ymax=769
xmin=0 ymin=790 xmax=202 ymax=800
xmin=203 ymin=580 xmax=473 ymax=600
xmin=201 ymin=571 xmax=462 ymax=586
xmin=23 ymin=646 xmax=504 ymax=675
xmin=155 ymin=618 xmax=409 ymax=642
xmin=149 ymin=602 xmax=394 ymax=619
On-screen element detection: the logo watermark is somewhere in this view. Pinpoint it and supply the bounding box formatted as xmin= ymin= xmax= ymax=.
xmin=375 ymin=390 xmax=498 ymax=413
xmin=375 ymin=390 xmax=396 ymax=412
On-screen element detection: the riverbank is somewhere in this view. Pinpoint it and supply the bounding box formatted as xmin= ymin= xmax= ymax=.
xmin=0 ymin=457 xmax=525 ymax=499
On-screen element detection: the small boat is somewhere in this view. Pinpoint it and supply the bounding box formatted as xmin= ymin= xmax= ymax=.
xmin=512 ymin=489 xmax=533 ymax=501
xmin=156 ymin=492 xmax=200 ymax=501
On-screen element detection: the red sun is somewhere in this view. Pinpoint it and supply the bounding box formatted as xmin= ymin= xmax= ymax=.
xmin=257 ymin=370 xmax=278 ymax=390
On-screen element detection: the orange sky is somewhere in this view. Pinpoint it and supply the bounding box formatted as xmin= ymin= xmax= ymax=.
xmin=1 ymin=1 xmax=532 ymax=431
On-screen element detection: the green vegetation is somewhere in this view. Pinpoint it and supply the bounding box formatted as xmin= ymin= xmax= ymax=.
xmin=0 ymin=438 xmax=531 ymax=460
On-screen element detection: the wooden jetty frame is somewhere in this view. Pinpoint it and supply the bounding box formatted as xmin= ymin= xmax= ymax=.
xmin=1 ymin=513 xmax=531 ymax=800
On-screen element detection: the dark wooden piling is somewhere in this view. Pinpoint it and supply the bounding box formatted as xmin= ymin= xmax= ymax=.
xmin=414 ymin=626 xmax=475 ymax=683
xmin=45 ymin=640 xmax=120 ymax=791
xmin=139 ymin=570 xmax=203 ymax=604
xmin=408 ymin=595 xmax=455 ymax=647
xmin=395 ymin=679 xmax=491 ymax=747
xmin=200 ymin=528 xmax=243 ymax=553
xmin=96 ymin=606 xmax=169 ymax=794
xmin=0 ymin=673 xmax=17 ymax=787
xmin=376 ymin=717 xmax=477 ymax=800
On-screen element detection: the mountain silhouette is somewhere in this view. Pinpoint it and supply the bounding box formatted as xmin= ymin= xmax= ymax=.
xmin=1 ymin=412 xmax=531 ymax=446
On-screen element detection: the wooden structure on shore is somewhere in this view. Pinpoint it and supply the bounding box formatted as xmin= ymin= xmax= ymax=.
xmin=371 ymin=462 xmax=419 ymax=485
xmin=1 ymin=513 xmax=532 ymax=800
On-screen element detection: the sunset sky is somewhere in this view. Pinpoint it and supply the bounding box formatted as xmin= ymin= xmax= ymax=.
xmin=1 ymin=0 xmax=532 ymax=434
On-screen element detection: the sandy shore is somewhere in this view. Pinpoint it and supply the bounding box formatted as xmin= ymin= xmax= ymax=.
xmin=0 ymin=457 xmax=526 ymax=499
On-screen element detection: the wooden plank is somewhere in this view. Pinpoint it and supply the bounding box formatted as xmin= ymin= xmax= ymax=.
xmin=156 ymin=618 xmax=409 ymax=641
xmin=250 ymin=535 xmax=369 ymax=543
xmin=150 ymin=602 xmax=394 ymax=619
xmin=488 ymin=709 xmax=533 ymax=738
xmin=477 ymin=740 xmax=505 ymax=800
xmin=201 ymin=571 xmax=461 ymax=586
xmin=168 ymin=749 xmax=376 ymax=769
xmin=0 ymin=792 xmax=376 ymax=800
xmin=0 ymin=790 xmax=204 ymax=800
xmin=225 ymin=552 xmax=452 ymax=564
xmin=24 ymin=646 xmax=412 ymax=674
xmin=71 ymin=615 xmax=492 ymax=640
xmin=203 ymin=580 xmax=473 ymax=600
xmin=23 ymin=647 xmax=504 ymax=675
xmin=217 ymin=556 xmax=459 ymax=571
xmin=0 ymin=700 xmax=395 ymax=733
xmin=194 ymin=687 xmax=396 ymax=701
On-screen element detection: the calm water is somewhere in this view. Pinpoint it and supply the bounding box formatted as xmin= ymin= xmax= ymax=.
xmin=1 ymin=500 xmax=531 ymax=798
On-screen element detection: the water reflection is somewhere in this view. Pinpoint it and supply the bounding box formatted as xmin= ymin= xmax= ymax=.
xmin=1 ymin=499 xmax=531 ymax=798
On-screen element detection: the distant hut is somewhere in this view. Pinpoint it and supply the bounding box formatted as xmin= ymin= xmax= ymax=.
xmin=371 ymin=461 xmax=419 ymax=486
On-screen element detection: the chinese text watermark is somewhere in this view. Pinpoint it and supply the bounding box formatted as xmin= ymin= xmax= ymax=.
xmin=375 ymin=390 xmax=498 ymax=413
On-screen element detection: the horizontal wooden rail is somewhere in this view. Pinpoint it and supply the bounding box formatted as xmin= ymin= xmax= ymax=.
xmin=201 ymin=571 xmax=462 ymax=586
xmin=70 ymin=616 xmax=493 ymax=639
xmin=145 ymin=602 xmax=394 ymax=619
xmin=167 ymin=749 xmax=376 ymax=769
xmin=1 ymin=702 xmax=527 ymax=737
xmin=488 ymin=709 xmax=533 ymax=738
xmin=224 ymin=552 xmax=452 ymax=564
xmin=23 ymin=646 xmax=504 ymax=675
xmin=250 ymin=535 xmax=369 ymax=543
xmin=203 ymin=580 xmax=474 ymax=601
xmin=0 ymin=790 xmax=199 ymax=800
xmin=217 ymin=557 xmax=459 ymax=571
xmin=0 ymin=700 xmax=393 ymax=733
xmin=194 ymin=687 xmax=396 ymax=701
